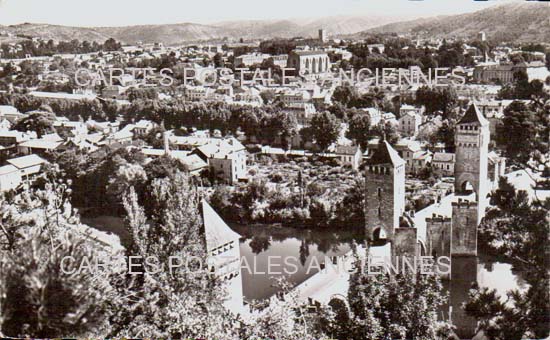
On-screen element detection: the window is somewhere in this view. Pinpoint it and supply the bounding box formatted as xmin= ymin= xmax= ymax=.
xmin=377 ymin=188 xmax=382 ymax=198
xmin=378 ymin=206 xmax=382 ymax=217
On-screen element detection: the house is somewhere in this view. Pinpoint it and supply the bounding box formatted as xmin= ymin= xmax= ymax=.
xmin=394 ymin=139 xmax=422 ymax=173
xmin=102 ymin=85 xmax=127 ymax=99
xmin=174 ymin=154 xmax=208 ymax=176
xmin=410 ymin=150 xmax=432 ymax=174
xmin=53 ymin=120 xmax=88 ymax=137
xmin=142 ymin=145 xmax=208 ymax=176
xmin=86 ymin=120 xmax=120 ymax=134
xmin=17 ymin=138 xmax=63 ymax=155
xmin=283 ymin=103 xmax=316 ymax=125
xmin=192 ymin=137 xmax=247 ymax=185
xmin=7 ymin=154 xmax=46 ymax=178
xmin=0 ymin=130 xmax=32 ymax=147
xmin=362 ymin=107 xmax=383 ymax=126
xmin=183 ymin=85 xmax=215 ymax=101
xmin=132 ymin=119 xmax=157 ymax=137
xmin=432 ymin=152 xmax=455 ymax=176
xmin=168 ymin=135 xmax=212 ymax=151
xmin=60 ymin=137 xmax=99 ymax=153
xmin=367 ymin=44 xmax=385 ymax=54
xmin=105 ymin=126 xmax=133 ymax=145
xmin=0 ymin=105 xmax=23 ymax=123
xmin=335 ymin=145 xmax=363 ymax=170
xmin=398 ymin=111 xmax=422 ymax=137
xmin=234 ymin=52 xmax=270 ymax=67
xmin=0 ymin=164 xmax=22 ymax=191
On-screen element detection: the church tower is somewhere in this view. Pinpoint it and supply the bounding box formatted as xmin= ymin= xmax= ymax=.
xmin=454 ymin=103 xmax=490 ymax=221
xmin=365 ymin=140 xmax=406 ymax=241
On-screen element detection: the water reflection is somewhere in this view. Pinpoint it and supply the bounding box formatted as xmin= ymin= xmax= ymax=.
xmin=234 ymin=224 xmax=526 ymax=338
xmin=232 ymin=224 xmax=365 ymax=301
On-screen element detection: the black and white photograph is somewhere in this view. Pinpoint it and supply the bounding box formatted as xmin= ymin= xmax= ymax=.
xmin=0 ymin=0 xmax=549 ymax=339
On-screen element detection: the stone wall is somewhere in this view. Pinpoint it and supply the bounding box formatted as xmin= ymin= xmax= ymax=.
xmin=426 ymin=214 xmax=452 ymax=278
xmin=451 ymin=199 xmax=478 ymax=256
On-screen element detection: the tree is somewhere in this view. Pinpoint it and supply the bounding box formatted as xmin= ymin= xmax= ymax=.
xmin=332 ymin=85 xmax=359 ymax=108
xmin=242 ymin=278 xmax=323 ymax=340
xmin=470 ymin=179 xmax=550 ymax=340
xmin=498 ymin=70 xmax=547 ymax=100
xmin=309 ymin=112 xmax=341 ymax=151
xmin=321 ymin=255 xmax=451 ymax=340
xmin=13 ymin=111 xmax=56 ymax=138
xmin=430 ymin=118 xmax=457 ymax=153
xmin=260 ymin=90 xmax=276 ymax=105
xmin=347 ymin=113 xmax=371 ymax=148
xmin=495 ymin=101 xmax=540 ymax=166
xmin=103 ymin=38 xmax=121 ymax=52
xmin=213 ymin=53 xmax=223 ymax=68
xmin=0 ymin=175 xmax=117 ymax=337
xmin=371 ymin=121 xmax=399 ymax=145
xmin=263 ymin=110 xmax=298 ymax=149
xmin=110 ymin=172 xmax=239 ymax=338
xmin=415 ymin=86 xmax=458 ymax=117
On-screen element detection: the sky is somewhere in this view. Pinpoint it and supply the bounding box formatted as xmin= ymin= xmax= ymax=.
xmin=0 ymin=0 xmax=513 ymax=27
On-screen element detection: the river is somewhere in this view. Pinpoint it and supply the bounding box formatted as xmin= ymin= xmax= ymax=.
xmin=83 ymin=216 xmax=527 ymax=338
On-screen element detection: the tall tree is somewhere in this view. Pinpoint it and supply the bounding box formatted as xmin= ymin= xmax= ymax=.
xmin=346 ymin=113 xmax=371 ymax=148
xmin=469 ymin=179 xmax=550 ymax=340
xmin=0 ymin=175 xmax=117 ymax=337
xmin=309 ymin=112 xmax=341 ymax=151
xmin=111 ymin=172 xmax=239 ymax=339
xmin=321 ymin=254 xmax=451 ymax=340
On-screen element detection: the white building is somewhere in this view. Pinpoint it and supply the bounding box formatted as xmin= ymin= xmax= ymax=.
xmin=398 ymin=111 xmax=422 ymax=137
xmin=335 ymin=145 xmax=363 ymax=170
xmin=432 ymin=152 xmax=455 ymax=177
xmin=0 ymin=164 xmax=22 ymax=192
xmin=192 ymin=138 xmax=247 ymax=185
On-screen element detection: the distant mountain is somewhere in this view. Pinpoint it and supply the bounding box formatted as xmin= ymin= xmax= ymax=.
xmin=212 ymin=20 xmax=303 ymax=39
xmin=214 ymin=15 xmax=402 ymax=39
xmin=3 ymin=22 xmax=230 ymax=45
xmin=4 ymin=23 xmax=111 ymax=42
xmin=97 ymin=23 xmax=230 ymax=44
xmin=4 ymin=3 xmax=547 ymax=46
xmin=1 ymin=15 xmax=403 ymax=45
xmin=358 ymin=2 xmax=550 ymax=43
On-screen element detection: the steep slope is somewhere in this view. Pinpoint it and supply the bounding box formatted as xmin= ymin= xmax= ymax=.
xmin=5 ymin=23 xmax=110 ymax=42
xmin=97 ymin=23 xmax=230 ymax=44
xmin=362 ymin=2 xmax=550 ymax=43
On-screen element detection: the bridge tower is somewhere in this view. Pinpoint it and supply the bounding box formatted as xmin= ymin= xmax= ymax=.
xmin=454 ymin=103 xmax=490 ymax=222
xmin=365 ymin=140 xmax=406 ymax=241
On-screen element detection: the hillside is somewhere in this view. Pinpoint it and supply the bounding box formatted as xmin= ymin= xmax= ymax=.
xmin=3 ymin=22 xmax=230 ymax=45
xmin=4 ymin=23 xmax=111 ymax=42
xmin=360 ymin=2 xmax=550 ymax=43
xmin=215 ymin=15 xmax=401 ymax=39
xmin=3 ymin=3 xmax=548 ymax=45
xmin=1 ymin=15 xmax=402 ymax=45
xmin=97 ymin=23 xmax=230 ymax=44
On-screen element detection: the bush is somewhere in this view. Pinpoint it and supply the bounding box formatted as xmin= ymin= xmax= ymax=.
xmin=269 ymin=172 xmax=284 ymax=183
